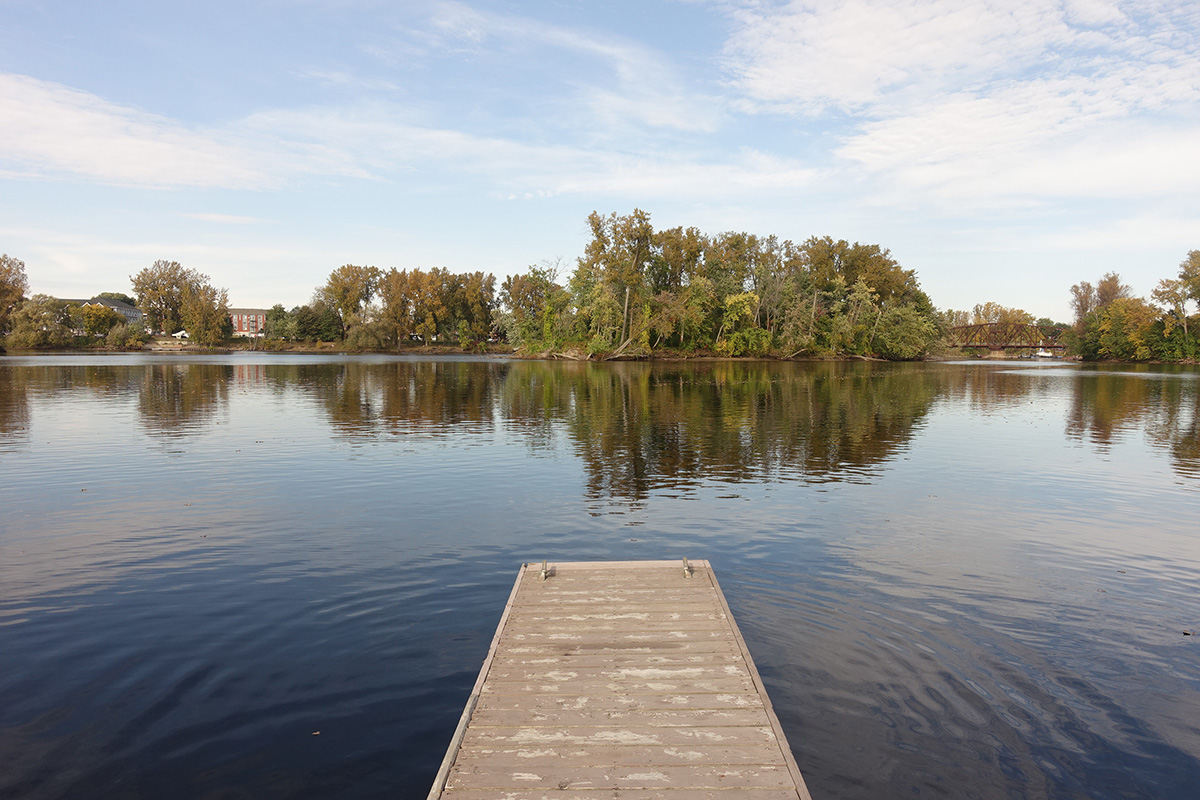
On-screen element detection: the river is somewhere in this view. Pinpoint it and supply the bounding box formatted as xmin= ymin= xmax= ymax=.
xmin=1 ymin=354 xmax=1198 ymax=799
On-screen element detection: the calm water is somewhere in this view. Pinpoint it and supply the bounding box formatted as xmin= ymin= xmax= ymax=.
xmin=1 ymin=354 xmax=1198 ymax=799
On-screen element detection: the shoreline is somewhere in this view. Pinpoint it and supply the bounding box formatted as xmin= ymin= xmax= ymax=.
xmin=3 ymin=340 xmax=1193 ymax=365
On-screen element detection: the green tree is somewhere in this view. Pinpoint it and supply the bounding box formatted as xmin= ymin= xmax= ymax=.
xmin=647 ymin=226 xmax=703 ymax=294
xmin=1 ymin=253 xmax=29 ymax=334
xmin=1069 ymin=281 xmax=1097 ymax=330
xmin=1179 ymin=250 xmax=1200 ymax=302
xmin=378 ymin=269 xmax=415 ymax=344
xmin=499 ymin=264 xmax=575 ymax=350
xmin=971 ymin=302 xmax=1035 ymax=325
xmin=5 ymin=294 xmax=72 ymax=348
xmin=106 ymin=323 xmax=149 ymax=350
xmin=1152 ymin=278 xmax=1192 ymax=356
xmin=81 ymin=303 xmax=124 ymax=336
xmin=874 ymin=306 xmax=937 ymax=360
xmin=262 ymin=304 xmax=290 ymax=340
xmin=799 ymin=236 xmax=920 ymax=304
xmin=459 ymin=271 xmax=496 ymax=345
xmin=573 ymin=210 xmax=655 ymax=349
xmin=319 ymin=264 xmax=381 ymax=337
xmin=131 ymin=260 xmax=202 ymax=334
xmin=1096 ymin=297 xmax=1159 ymax=360
xmin=182 ymin=280 xmax=232 ymax=346
xmin=409 ymin=268 xmax=448 ymax=344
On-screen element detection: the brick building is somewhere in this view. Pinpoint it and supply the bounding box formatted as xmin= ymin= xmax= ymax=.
xmin=229 ymin=308 xmax=269 ymax=337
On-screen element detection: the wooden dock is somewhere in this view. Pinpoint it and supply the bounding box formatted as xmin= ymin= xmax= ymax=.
xmin=428 ymin=559 xmax=813 ymax=799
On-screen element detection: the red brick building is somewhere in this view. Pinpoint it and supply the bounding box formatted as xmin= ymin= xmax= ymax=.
xmin=229 ymin=308 xmax=269 ymax=337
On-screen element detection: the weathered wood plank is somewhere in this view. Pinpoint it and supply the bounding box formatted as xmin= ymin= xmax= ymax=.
xmin=427 ymin=561 xmax=812 ymax=800
xmin=467 ymin=707 xmax=772 ymax=728
xmin=445 ymin=762 xmax=798 ymax=789
xmin=502 ymin=629 xmax=733 ymax=644
xmin=508 ymin=605 xmax=723 ymax=618
xmin=474 ymin=693 xmax=768 ymax=713
xmin=461 ymin=725 xmax=779 ymax=747
xmin=443 ymin=790 xmax=802 ymax=800
xmin=452 ymin=742 xmax=788 ymax=767
xmin=481 ymin=677 xmax=757 ymax=695
xmin=489 ymin=652 xmax=748 ymax=668
xmin=484 ymin=663 xmax=753 ymax=682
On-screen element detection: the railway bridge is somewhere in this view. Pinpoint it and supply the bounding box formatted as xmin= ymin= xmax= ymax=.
xmin=948 ymin=323 xmax=1065 ymax=354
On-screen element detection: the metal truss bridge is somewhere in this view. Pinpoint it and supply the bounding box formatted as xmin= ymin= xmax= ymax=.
xmin=948 ymin=323 xmax=1065 ymax=351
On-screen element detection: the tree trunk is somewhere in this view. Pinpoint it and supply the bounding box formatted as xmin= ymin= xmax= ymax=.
xmin=621 ymin=286 xmax=630 ymax=344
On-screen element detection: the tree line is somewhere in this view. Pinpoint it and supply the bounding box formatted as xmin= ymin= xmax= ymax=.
xmin=495 ymin=210 xmax=940 ymax=359
xmin=1064 ymin=254 xmax=1200 ymax=360
xmin=3 ymin=219 xmax=1197 ymax=361
xmin=963 ymin=254 xmax=1200 ymax=361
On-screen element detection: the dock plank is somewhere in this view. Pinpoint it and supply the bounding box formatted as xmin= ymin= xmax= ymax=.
xmin=427 ymin=560 xmax=812 ymax=799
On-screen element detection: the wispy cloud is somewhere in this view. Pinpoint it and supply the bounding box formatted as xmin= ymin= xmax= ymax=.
xmin=0 ymin=68 xmax=807 ymax=202
xmin=721 ymin=0 xmax=1200 ymax=204
xmin=0 ymin=73 xmax=269 ymax=189
xmin=419 ymin=1 xmax=723 ymax=134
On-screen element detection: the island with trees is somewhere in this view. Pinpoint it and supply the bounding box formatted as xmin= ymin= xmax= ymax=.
xmin=2 ymin=211 xmax=1197 ymax=362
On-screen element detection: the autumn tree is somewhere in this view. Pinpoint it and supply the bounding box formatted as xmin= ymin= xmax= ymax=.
xmin=1069 ymin=281 xmax=1097 ymax=329
xmin=80 ymin=303 xmax=124 ymax=336
xmin=970 ymin=302 xmax=1034 ymax=326
xmin=799 ymin=237 xmax=921 ymax=304
xmin=182 ymin=279 xmax=232 ymax=346
xmin=1150 ymin=251 xmax=1200 ymax=359
xmin=1097 ymin=297 xmax=1158 ymax=360
xmin=499 ymin=265 xmax=572 ymax=349
xmin=409 ymin=268 xmax=448 ymax=344
xmin=647 ymin=226 xmax=703 ymax=294
xmin=458 ymin=271 xmax=496 ymax=345
xmin=573 ymin=209 xmax=655 ymax=349
xmin=6 ymin=294 xmax=72 ymax=348
xmin=1 ymin=253 xmax=29 ymax=334
xmin=318 ymin=264 xmax=382 ymax=337
xmin=378 ymin=268 xmax=415 ymax=343
xmin=131 ymin=260 xmax=203 ymax=334
xmin=1180 ymin=250 xmax=1200 ymax=301
xmin=1095 ymin=272 xmax=1133 ymax=308
xmin=944 ymin=309 xmax=973 ymax=328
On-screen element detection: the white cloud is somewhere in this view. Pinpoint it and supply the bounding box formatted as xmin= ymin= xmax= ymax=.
xmin=721 ymin=1 xmax=1200 ymax=206
xmin=723 ymin=0 xmax=1074 ymax=112
xmin=421 ymin=1 xmax=722 ymax=133
xmin=0 ymin=73 xmax=269 ymax=189
xmin=836 ymin=79 xmax=1200 ymax=201
xmin=238 ymin=103 xmax=817 ymax=199
xmin=724 ymin=0 xmax=1200 ymax=112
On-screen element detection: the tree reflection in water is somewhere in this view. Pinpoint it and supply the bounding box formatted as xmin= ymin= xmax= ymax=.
xmin=0 ymin=366 xmax=30 ymax=450
xmin=276 ymin=359 xmax=947 ymax=502
xmin=507 ymin=361 xmax=946 ymax=502
xmin=278 ymin=360 xmax=505 ymax=438
xmin=137 ymin=363 xmax=231 ymax=438
xmin=1066 ymin=365 xmax=1200 ymax=480
xmin=3 ymin=357 xmax=1197 ymax=488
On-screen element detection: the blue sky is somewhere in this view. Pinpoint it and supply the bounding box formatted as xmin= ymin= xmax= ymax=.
xmin=2 ymin=0 xmax=1197 ymax=321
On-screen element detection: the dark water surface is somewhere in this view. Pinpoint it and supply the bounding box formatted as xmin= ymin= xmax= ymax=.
xmin=2 ymin=354 xmax=1198 ymax=799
